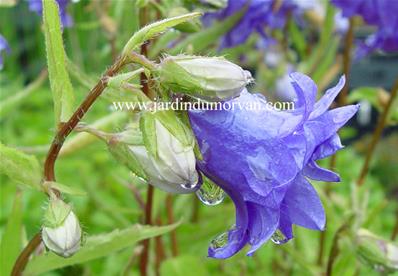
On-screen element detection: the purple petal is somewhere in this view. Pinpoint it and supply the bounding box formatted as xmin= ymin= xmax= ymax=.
xmin=303 ymin=160 xmax=341 ymax=182
xmin=309 ymin=75 xmax=346 ymax=120
xmin=246 ymin=202 xmax=279 ymax=255
xmin=282 ymin=175 xmax=325 ymax=230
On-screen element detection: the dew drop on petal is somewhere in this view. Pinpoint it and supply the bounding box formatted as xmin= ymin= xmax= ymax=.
xmin=271 ymin=229 xmax=289 ymax=245
xmin=210 ymin=231 xmax=229 ymax=250
xmin=196 ymin=180 xmax=225 ymax=206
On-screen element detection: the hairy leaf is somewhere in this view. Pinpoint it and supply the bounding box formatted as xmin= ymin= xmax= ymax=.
xmin=0 ymin=142 xmax=42 ymax=190
xmin=25 ymin=222 xmax=180 ymax=275
xmin=43 ymin=0 xmax=75 ymax=125
xmin=0 ymin=192 xmax=23 ymax=276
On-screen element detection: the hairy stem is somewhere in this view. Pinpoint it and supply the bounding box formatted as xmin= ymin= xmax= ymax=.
xmin=11 ymin=56 xmax=128 ymax=276
xmin=357 ymin=78 xmax=398 ymax=186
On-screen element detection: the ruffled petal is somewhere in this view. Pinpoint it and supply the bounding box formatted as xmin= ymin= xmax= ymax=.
xmin=289 ymin=72 xmax=317 ymax=120
xmin=282 ymin=175 xmax=325 ymax=230
xmin=309 ymin=75 xmax=345 ymax=120
xmin=202 ymin=170 xmax=249 ymax=259
xmin=246 ymin=202 xmax=279 ymax=255
xmin=303 ymin=160 xmax=341 ymax=182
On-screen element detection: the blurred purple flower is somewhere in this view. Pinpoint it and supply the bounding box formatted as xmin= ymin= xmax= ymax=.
xmin=0 ymin=34 xmax=11 ymax=70
xmin=204 ymin=0 xmax=315 ymax=48
xmin=189 ymin=72 xmax=359 ymax=258
xmin=28 ymin=0 xmax=73 ymax=27
xmin=332 ymin=0 xmax=398 ymax=57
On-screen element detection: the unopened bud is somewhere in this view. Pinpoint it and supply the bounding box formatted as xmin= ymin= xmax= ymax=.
xmin=158 ymin=55 xmax=253 ymax=101
xmin=42 ymin=199 xmax=82 ymax=258
xmin=356 ymin=229 xmax=398 ymax=273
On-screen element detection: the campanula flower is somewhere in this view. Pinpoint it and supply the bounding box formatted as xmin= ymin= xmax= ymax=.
xmin=28 ymin=0 xmax=73 ymax=27
xmin=332 ymin=0 xmax=398 ymax=57
xmin=0 ymin=34 xmax=10 ymax=70
xmin=204 ymin=0 xmax=314 ymax=48
xmin=189 ymin=72 xmax=359 ymax=258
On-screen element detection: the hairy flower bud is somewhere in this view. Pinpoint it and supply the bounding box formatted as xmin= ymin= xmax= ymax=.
xmin=86 ymin=111 xmax=201 ymax=194
xmin=42 ymin=199 xmax=82 ymax=258
xmin=158 ymin=55 xmax=253 ymax=101
xmin=356 ymin=229 xmax=398 ymax=273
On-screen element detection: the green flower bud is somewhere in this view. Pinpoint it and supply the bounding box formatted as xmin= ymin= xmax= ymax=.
xmin=356 ymin=229 xmax=398 ymax=273
xmin=42 ymin=199 xmax=82 ymax=258
xmin=83 ymin=111 xmax=200 ymax=194
xmin=158 ymin=55 xmax=253 ymax=101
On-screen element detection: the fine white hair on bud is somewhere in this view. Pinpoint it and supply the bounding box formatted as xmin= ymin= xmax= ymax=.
xmin=42 ymin=200 xmax=82 ymax=258
xmin=158 ymin=55 xmax=253 ymax=101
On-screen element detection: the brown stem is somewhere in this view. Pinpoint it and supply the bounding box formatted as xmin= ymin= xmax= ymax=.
xmin=139 ymin=185 xmax=154 ymax=276
xmin=11 ymin=232 xmax=42 ymax=276
xmin=326 ymin=224 xmax=348 ymax=276
xmin=191 ymin=196 xmax=200 ymax=223
xmin=391 ymin=210 xmax=398 ymax=241
xmin=357 ymin=78 xmax=398 ymax=186
xmin=166 ymin=195 xmax=178 ymax=257
xmin=154 ymin=216 xmax=166 ymax=276
xmin=44 ymin=56 xmax=127 ymax=183
xmin=12 ymin=56 xmax=128 ymax=276
xmin=339 ymin=17 xmax=354 ymax=106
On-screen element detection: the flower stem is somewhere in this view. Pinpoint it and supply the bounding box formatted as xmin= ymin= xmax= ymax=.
xmin=166 ymin=195 xmax=179 ymax=257
xmin=139 ymin=185 xmax=154 ymax=276
xmin=357 ymin=78 xmax=398 ymax=186
xmin=11 ymin=56 xmax=128 ymax=276
xmin=339 ymin=17 xmax=354 ymax=106
xmin=11 ymin=232 xmax=42 ymax=276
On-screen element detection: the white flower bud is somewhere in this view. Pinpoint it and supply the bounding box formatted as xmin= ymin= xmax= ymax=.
xmin=42 ymin=200 xmax=82 ymax=258
xmin=129 ymin=120 xmax=199 ymax=193
xmin=158 ymin=55 xmax=253 ymax=101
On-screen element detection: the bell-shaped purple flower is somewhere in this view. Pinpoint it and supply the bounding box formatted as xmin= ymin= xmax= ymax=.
xmin=28 ymin=0 xmax=73 ymax=28
xmin=204 ymin=0 xmax=314 ymax=48
xmin=0 ymin=34 xmax=11 ymax=70
xmin=189 ymin=72 xmax=359 ymax=258
xmin=332 ymin=0 xmax=398 ymax=57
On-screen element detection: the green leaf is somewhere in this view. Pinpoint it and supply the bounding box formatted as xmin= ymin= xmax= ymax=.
xmin=25 ymin=223 xmax=180 ymax=275
xmin=0 ymin=142 xmax=42 ymax=190
xmin=43 ymin=181 xmax=87 ymax=196
xmin=160 ymin=255 xmax=209 ymax=276
xmin=0 ymin=70 xmax=47 ymax=117
xmin=122 ymin=12 xmax=202 ymax=55
xmin=169 ymin=9 xmax=244 ymax=55
xmin=43 ymin=0 xmax=75 ymax=125
xmin=0 ymin=192 xmax=23 ymax=276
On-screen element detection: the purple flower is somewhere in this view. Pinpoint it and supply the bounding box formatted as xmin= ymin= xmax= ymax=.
xmin=0 ymin=34 xmax=11 ymax=70
xmin=189 ymin=72 xmax=359 ymax=258
xmin=28 ymin=0 xmax=73 ymax=27
xmin=204 ymin=0 xmax=314 ymax=48
xmin=332 ymin=0 xmax=398 ymax=57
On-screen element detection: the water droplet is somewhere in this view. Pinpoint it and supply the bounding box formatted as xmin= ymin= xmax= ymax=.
xmin=181 ymin=182 xmax=197 ymax=190
xmin=196 ymin=179 xmax=225 ymax=206
xmin=271 ymin=229 xmax=289 ymax=245
xmin=210 ymin=231 xmax=229 ymax=250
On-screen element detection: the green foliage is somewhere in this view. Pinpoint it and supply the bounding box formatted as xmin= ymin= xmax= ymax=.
xmin=43 ymin=0 xmax=75 ymax=125
xmin=122 ymin=12 xmax=202 ymax=55
xmin=0 ymin=143 xmax=42 ymax=190
xmin=160 ymin=255 xmax=209 ymax=276
xmin=25 ymin=223 xmax=180 ymax=275
xmin=0 ymin=192 xmax=23 ymax=276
